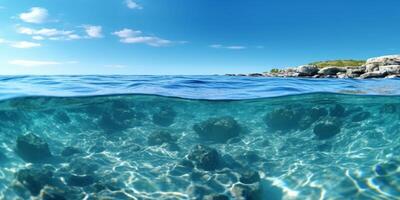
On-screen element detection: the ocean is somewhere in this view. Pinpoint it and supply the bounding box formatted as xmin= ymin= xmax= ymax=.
xmin=0 ymin=75 xmax=399 ymax=200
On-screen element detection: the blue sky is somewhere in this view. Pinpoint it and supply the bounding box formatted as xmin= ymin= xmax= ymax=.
xmin=0 ymin=0 xmax=399 ymax=75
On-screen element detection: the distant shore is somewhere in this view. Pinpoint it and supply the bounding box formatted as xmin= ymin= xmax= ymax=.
xmin=226 ymin=55 xmax=400 ymax=79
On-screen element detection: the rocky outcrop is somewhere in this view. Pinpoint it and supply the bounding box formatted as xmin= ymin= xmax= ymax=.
xmin=297 ymin=65 xmax=318 ymax=76
xmin=227 ymin=55 xmax=400 ymax=79
xmin=318 ymin=67 xmax=346 ymax=75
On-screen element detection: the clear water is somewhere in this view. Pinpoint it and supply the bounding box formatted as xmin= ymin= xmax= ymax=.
xmin=0 ymin=76 xmax=399 ymax=200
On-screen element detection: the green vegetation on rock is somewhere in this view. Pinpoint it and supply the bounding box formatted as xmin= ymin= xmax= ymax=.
xmin=269 ymin=68 xmax=280 ymax=73
xmin=309 ymin=60 xmax=365 ymax=68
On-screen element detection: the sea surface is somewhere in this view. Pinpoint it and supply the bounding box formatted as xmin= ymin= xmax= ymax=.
xmin=0 ymin=75 xmax=399 ymax=200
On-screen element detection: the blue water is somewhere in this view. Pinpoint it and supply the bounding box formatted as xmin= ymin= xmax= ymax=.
xmin=0 ymin=76 xmax=399 ymax=200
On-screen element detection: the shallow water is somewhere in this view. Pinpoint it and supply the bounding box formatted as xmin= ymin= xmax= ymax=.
xmin=0 ymin=76 xmax=400 ymax=199
xmin=0 ymin=92 xmax=399 ymax=200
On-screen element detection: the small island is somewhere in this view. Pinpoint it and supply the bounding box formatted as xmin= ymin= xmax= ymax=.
xmin=227 ymin=55 xmax=400 ymax=79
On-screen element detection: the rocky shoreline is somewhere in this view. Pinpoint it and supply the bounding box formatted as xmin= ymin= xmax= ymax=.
xmin=226 ymin=55 xmax=400 ymax=79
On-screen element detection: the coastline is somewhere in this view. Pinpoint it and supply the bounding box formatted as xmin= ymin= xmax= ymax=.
xmin=226 ymin=55 xmax=400 ymax=79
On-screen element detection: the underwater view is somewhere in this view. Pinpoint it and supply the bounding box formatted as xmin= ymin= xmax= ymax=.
xmin=0 ymin=76 xmax=399 ymax=200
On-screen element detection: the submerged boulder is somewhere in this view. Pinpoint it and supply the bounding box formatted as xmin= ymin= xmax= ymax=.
xmin=231 ymin=184 xmax=262 ymax=200
xmin=264 ymin=108 xmax=302 ymax=131
xmin=313 ymin=119 xmax=342 ymax=140
xmin=15 ymin=167 xmax=55 ymax=196
xmin=193 ymin=116 xmax=241 ymax=143
xmin=61 ymin=147 xmax=81 ymax=157
xmin=204 ymin=194 xmax=230 ymax=200
xmin=187 ymin=145 xmax=221 ymax=171
xmin=351 ymin=111 xmax=371 ymax=122
xmin=152 ymin=106 xmax=177 ymax=127
xmin=16 ymin=133 xmax=52 ymax=163
xmin=309 ymin=107 xmax=328 ymax=122
xmin=66 ymin=174 xmax=95 ymax=187
xmin=239 ymin=169 xmax=261 ymax=184
xmin=330 ymin=104 xmax=347 ymax=117
xmin=147 ymin=130 xmax=176 ymax=146
xmin=39 ymin=186 xmax=67 ymax=200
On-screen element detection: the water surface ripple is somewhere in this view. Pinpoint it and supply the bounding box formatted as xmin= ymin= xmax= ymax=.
xmin=0 ymin=75 xmax=400 ymax=100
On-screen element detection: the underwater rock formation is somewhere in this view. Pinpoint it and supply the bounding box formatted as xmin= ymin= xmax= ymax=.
xmin=193 ymin=116 xmax=241 ymax=142
xmin=351 ymin=111 xmax=371 ymax=122
xmin=187 ymin=145 xmax=221 ymax=171
xmin=239 ymin=169 xmax=261 ymax=184
xmin=264 ymin=108 xmax=302 ymax=131
xmin=147 ymin=130 xmax=176 ymax=146
xmin=15 ymin=167 xmax=55 ymax=196
xmin=15 ymin=133 xmax=52 ymax=163
xmin=152 ymin=106 xmax=177 ymax=126
xmin=61 ymin=147 xmax=81 ymax=157
xmin=313 ymin=118 xmax=342 ymax=140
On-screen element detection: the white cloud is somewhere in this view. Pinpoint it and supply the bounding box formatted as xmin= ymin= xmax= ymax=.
xmin=17 ymin=27 xmax=78 ymax=41
xmin=84 ymin=25 xmax=103 ymax=38
xmin=19 ymin=7 xmax=48 ymax=24
xmin=113 ymin=28 xmax=174 ymax=47
xmin=9 ymin=60 xmax=60 ymax=67
xmin=210 ymin=44 xmax=246 ymax=50
xmin=10 ymin=41 xmax=41 ymax=48
xmin=0 ymin=38 xmax=41 ymax=49
xmin=17 ymin=26 xmax=102 ymax=41
xmin=125 ymin=0 xmax=142 ymax=9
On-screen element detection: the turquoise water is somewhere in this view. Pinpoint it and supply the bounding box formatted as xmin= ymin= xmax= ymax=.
xmin=0 ymin=76 xmax=399 ymax=199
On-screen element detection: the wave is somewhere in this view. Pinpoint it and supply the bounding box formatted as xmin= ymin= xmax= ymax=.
xmin=0 ymin=75 xmax=400 ymax=101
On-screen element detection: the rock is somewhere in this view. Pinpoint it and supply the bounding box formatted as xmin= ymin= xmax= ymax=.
xmin=193 ymin=116 xmax=241 ymax=143
xmin=366 ymin=55 xmax=400 ymax=69
xmin=239 ymin=170 xmax=261 ymax=184
xmin=360 ymin=71 xmax=387 ymax=79
xmin=188 ymin=185 xmax=212 ymax=199
xmin=248 ymin=73 xmax=264 ymax=77
xmin=351 ymin=111 xmax=371 ymax=122
xmin=61 ymin=147 xmax=81 ymax=157
xmin=147 ymin=130 xmax=176 ymax=146
xmin=330 ymin=104 xmax=347 ymax=117
xmin=68 ymin=158 xmax=99 ymax=175
xmin=380 ymin=104 xmax=397 ymax=114
xmin=54 ymin=111 xmax=71 ymax=124
xmin=39 ymin=186 xmax=67 ymax=200
xmin=346 ymin=67 xmax=365 ymax=78
xmin=313 ymin=119 xmax=342 ymax=140
xmin=264 ymin=108 xmax=302 ymax=131
xmin=187 ymin=145 xmax=221 ymax=171
xmin=152 ymin=106 xmax=177 ymax=127
xmin=296 ymin=65 xmax=318 ymax=76
xmin=318 ymin=67 xmax=346 ymax=75
xmin=66 ymin=174 xmax=95 ymax=187
xmin=309 ymin=107 xmax=328 ymax=121
xmin=98 ymin=113 xmax=126 ymax=133
xmin=204 ymin=194 xmax=230 ymax=200
xmin=16 ymin=133 xmax=52 ymax=163
xmin=386 ymin=74 xmax=400 ymax=79
xmin=15 ymin=167 xmax=55 ymax=196
xmin=231 ymin=184 xmax=261 ymax=200
xmin=375 ymin=160 xmax=399 ymax=176
xmin=379 ymin=65 xmax=400 ymax=74
xmin=337 ymin=72 xmax=347 ymax=78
